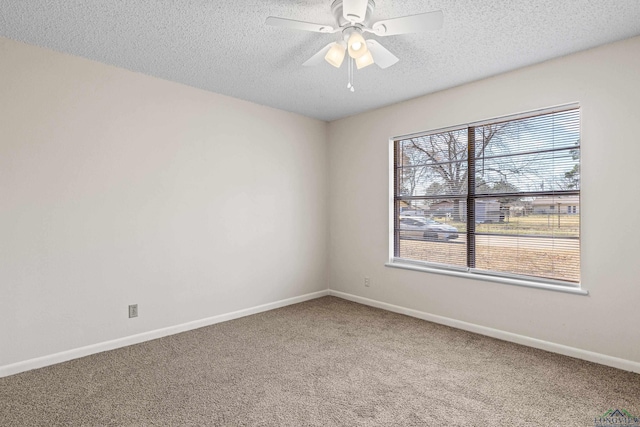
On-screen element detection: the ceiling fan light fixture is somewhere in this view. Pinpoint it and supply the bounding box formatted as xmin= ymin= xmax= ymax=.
xmin=324 ymin=42 xmax=346 ymax=68
xmin=347 ymin=32 xmax=368 ymax=59
xmin=355 ymin=50 xmax=374 ymax=69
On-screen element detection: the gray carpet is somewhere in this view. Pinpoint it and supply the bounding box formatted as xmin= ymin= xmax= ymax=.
xmin=1 ymin=296 xmax=639 ymax=426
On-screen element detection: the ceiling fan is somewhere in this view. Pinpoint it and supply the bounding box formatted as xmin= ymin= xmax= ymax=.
xmin=266 ymin=0 xmax=443 ymax=76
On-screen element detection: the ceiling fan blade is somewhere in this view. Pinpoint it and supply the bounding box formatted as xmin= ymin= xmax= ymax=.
xmin=266 ymin=16 xmax=334 ymax=33
xmin=366 ymin=40 xmax=399 ymax=69
xmin=302 ymin=43 xmax=334 ymax=67
xmin=371 ymin=10 xmax=443 ymax=36
xmin=342 ymin=0 xmax=368 ymax=23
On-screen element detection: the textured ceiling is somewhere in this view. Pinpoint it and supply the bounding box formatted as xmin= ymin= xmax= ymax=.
xmin=1 ymin=1 xmax=640 ymax=121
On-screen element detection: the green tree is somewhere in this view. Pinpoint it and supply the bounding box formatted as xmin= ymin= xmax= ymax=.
xmin=563 ymin=144 xmax=580 ymax=190
xmin=492 ymin=180 xmax=520 ymax=204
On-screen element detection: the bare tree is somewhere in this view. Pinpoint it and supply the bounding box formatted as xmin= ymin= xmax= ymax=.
xmin=403 ymin=123 xmax=519 ymax=220
xmin=399 ymin=150 xmax=428 ymax=209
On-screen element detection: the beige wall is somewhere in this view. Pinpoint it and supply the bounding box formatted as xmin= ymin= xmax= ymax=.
xmin=3 ymin=33 xmax=640 ymax=371
xmin=0 ymin=38 xmax=328 ymax=367
xmin=328 ymin=35 xmax=640 ymax=363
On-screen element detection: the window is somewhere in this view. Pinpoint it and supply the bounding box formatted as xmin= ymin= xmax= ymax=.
xmin=392 ymin=106 xmax=580 ymax=285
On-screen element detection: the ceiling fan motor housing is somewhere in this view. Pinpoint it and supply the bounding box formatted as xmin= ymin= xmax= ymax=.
xmin=331 ymin=0 xmax=376 ymax=27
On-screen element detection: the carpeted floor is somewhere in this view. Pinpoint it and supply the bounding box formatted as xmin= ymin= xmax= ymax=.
xmin=1 ymin=296 xmax=639 ymax=426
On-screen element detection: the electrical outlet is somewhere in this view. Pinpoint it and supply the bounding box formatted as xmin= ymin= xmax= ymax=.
xmin=128 ymin=304 xmax=138 ymax=318
xmin=364 ymin=277 xmax=370 ymax=287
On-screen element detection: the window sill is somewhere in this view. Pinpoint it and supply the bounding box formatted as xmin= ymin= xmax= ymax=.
xmin=385 ymin=261 xmax=589 ymax=296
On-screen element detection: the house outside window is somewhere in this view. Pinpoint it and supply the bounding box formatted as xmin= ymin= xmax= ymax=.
xmin=392 ymin=106 xmax=581 ymax=285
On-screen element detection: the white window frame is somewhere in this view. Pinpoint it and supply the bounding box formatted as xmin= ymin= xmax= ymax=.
xmin=386 ymin=103 xmax=587 ymax=295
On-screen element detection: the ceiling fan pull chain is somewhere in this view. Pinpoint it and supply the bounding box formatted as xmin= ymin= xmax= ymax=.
xmin=347 ymin=56 xmax=352 ymax=90
xmin=348 ymin=58 xmax=355 ymax=92
xmin=351 ymin=58 xmax=355 ymax=92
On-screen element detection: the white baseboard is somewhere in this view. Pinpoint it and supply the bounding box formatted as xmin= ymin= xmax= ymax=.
xmin=329 ymin=290 xmax=640 ymax=373
xmin=5 ymin=289 xmax=637 ymax=378
xmin=0 ymin=290 xmax=329 ymax=378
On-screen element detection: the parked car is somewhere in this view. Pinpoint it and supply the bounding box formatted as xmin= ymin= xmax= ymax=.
xmin=399 ymin=216 xmax=459 ymax=241
xmin=399 ymin=209 xmax=425 ymax=217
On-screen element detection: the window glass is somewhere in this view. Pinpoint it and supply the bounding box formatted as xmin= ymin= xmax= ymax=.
xmin=393 ymin=107 xmax=580 ymax=284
